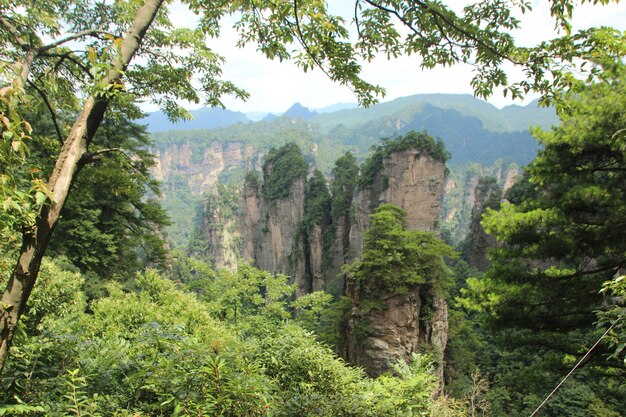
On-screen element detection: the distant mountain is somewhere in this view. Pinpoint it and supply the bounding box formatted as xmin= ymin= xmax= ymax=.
xmin=501 ymin=99 xmax=557 ymax=131
xmin=325 ymin=103 xmax=539 ymax=166
xmin=263 ymin=113 xmax=279 ymax=122
xmin=283 ymin=103 xmax=318 ymax=119
xmin=151 ymin=94 xmax=552 ymax=171
xmin=245 ymin=112 xmax=270 ymax=122
xmin=140 ymin=107 xmax=249 ymax=132
xmin=312 ymin=94 xmax=558 ymax=133
xmin=315 ymin=102 xmax=357 ymax=113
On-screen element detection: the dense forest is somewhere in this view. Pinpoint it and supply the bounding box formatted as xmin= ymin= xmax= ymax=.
xmin=1 ymin=0 xmax=625 ymax=416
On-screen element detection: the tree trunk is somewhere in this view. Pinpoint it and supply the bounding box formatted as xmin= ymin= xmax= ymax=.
xmin=0 ymin=0 xmax=165 ymax=376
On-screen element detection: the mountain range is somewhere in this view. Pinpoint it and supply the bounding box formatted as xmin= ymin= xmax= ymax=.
xmin=141 ymin=94 xmax=557 ymax=138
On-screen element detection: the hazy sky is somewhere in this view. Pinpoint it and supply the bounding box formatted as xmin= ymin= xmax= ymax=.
xmin=161 ymin=0 xmax=626 ymax=114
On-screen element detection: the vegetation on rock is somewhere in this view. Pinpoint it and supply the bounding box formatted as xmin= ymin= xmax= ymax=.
xmin=346 ymin=204 xmax=456 ymax=305
xmin=359 ymin=131 xmax=448 ymax=188
xmin=262 ymin=143 xmax=309 ymax=201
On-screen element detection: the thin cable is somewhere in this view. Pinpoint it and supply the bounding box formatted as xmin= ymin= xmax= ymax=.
xmin=529 ymin=314 xmax=623 ymax=417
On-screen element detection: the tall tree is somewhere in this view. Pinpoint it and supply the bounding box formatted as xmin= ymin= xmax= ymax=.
xmin=46 ymin=111 xmax=170 ymax=279
xmin=0 ymin=0 xmax=169 ymax=374
xmin=460 ymin=63 xmax=626 ymax=415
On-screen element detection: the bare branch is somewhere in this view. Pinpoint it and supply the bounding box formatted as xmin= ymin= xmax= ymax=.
xmin=39 ymin=51 xmax=94 ymax=80
xmin=26 ymin=80 xmax=63 ymax=144
xmin=0 ymin=15 xmax=31 ymax=51
xmin=354 ymin=0 xmax=362 ymax=38
xmin=39 ymin=29 xmax=115 ymax=54
xmin=79 ymin=147 xmax=125 ymax=165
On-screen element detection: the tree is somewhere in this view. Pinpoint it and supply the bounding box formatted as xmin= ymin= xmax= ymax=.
xmin=0 ymin=0 xmax=171 ymax=375
xmin=460 ymin=64 xmax=626 ymax=415
xmin=46 ymin=113 xmax=170 ymax=278
xmin=1 ymin=0 xmax=623 ymax=375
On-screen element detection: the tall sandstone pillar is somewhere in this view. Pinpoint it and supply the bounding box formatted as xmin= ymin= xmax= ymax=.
xmin=346 ymin=148 xmax=448 ymax=383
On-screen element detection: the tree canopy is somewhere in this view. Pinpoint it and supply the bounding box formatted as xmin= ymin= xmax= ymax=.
xmin=459 ymin=63 xmax=626 ymax=416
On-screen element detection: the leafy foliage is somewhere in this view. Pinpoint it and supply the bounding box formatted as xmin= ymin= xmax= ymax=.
xmin=459 ymin=64 xmax=626 ymax=415
xmin=0 ymin=83 xmax=49 ymax=250
xmin=1 ymin=254 xmax=453 ymax=416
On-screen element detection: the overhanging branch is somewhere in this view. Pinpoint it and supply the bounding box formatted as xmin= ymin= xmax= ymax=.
xmin=26 ymin=80 xmax=63 ymax=145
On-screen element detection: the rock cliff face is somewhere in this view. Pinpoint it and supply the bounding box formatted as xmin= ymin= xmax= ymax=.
xmin=349 ymin=149 xmax=445 ymax=255
xmin=153 ymin=141 xmax=261 ymax=195
xmin=345 ymin=149 xmax=448 ymax=380
xmin=467 ymin=177 xmax=502 ymax=272
xmin=190 ymin=194 xmax=240 ymax=271
xmin=441 ymin=162 xmax=519 ymax=245
xmin=194 ymin=142 xmax=450 ymax=384
xmin=241 ymin=176 xmax=308 ymax=296
xmin=346 ymin=287 xmax=423 ymax=376
xmin=307 ymin=224 xmax=326 ymax=292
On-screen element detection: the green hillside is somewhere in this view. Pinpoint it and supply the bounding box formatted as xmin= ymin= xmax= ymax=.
xmin=312 ymin=94 xmax=556 ymax=133
xmin=151 ymin=94 xmax=554 ymax=172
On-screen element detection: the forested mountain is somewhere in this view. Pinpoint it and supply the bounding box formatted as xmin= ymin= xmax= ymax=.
xmin=149 ymin=93 xmax=555 ymax=169
xmin=312 ymin=94 xmax=556 ymax=133
xmin=149 ymin=94 xmax=555 ymax=248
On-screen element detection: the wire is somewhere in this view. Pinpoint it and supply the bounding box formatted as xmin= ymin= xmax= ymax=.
xmin=529 ymin=314 xmax=623 ymax=417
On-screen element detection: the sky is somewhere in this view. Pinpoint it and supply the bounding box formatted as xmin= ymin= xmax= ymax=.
xmin=161 ymin=0 xmax=626 ymax=115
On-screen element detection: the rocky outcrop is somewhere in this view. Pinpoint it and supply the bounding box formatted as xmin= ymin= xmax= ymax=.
xmin=325 ymin=215 xmax=350 ymax=294
xmin=347 ymin=287 xmax=423 ymax=376
xmin=188 ymin=188 xmax=242 ymax=271
xmin=346 ymin=284 xmax=449 ymax=384
xmin=195 ymin=139 xmax=450 ymax=385
xmin=153 ymin=141 xmax=261 ymax=195
xmin=441 ymin=161 xmax=519 ymax=245
xmin=307 ymin=224 xmax=325 ymax=292
xmin=467 ymin=177 xmax=502 ymax=272
xmin=346 ymin=148 xmax=448 ymax=379
xmin=349 ymin=148 xmax=446 ymax=255
xmin=245 ymin=177 xmax=308 ymax=296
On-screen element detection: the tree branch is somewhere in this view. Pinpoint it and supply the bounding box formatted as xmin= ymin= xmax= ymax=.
xmin=354 ymin=0 xmax=362 ymax=38
xmin=39 ymin=29 xmax=115 ymax=54
xmin=291 ymin=0 xmax=335 ymax=82
xmin=0 ymin=15 xmax=31 ymax=51
xmin=26 ymin=80 xmax=63 ymax=144
xmin=362 ymin=0 xmax=521 ymax=65
xmin=79 ymin=147 xmax=125 ymax=166
xmin=39 ymin=52 xmax=94 ymax=80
